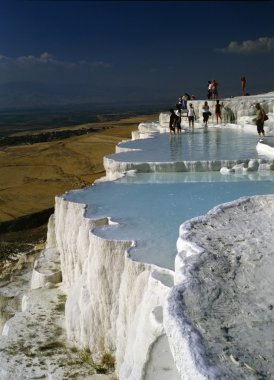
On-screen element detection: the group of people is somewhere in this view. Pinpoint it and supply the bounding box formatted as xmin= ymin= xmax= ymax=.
xmin=207 ymin=75 xmax=248 ymax=100
xmin=178 ymin=93 xmax=196 ymax=110
xmin=207 ymin=79 xmax=218 ymax=100
xmin=169 ymin=99 xmax=222 ymax=133
xmin=170 ymin=74 xmax=266 ymax=138
xmin=169 ymin=102 xmax=197 ymax=134
xmin=202 ymin=100 xmax=223 ymax=127
xmin=207 ymin=76 xmax=247 ymax=100
xmin=181 ymin=76 xmax=247 ymax=108
xmin=169 ymin=99 xmax=267 ymax=140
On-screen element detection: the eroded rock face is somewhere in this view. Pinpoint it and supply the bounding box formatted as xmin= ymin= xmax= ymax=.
xmin=53 ymin=196 xmax=179 ymax=379
xmin=166 ymin=195 xmax=274 ymax=379
xmin=0 ymin=285 xmax=119 ymax=380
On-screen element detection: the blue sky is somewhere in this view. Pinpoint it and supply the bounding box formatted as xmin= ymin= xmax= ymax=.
xmin=0 ymin=0 xmax=274 ymax=108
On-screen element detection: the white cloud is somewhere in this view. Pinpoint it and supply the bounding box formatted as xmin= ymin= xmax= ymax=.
xmin=0 ymin=52 xmax=112 ymax=84
xmin=40 ymin=52 xmax=54 ymax=61
xmin=216 ymin=37 xmax=274 ymax=54
xmin=0 ymin=54 xmax=10 ymax=61
xmin=0 ymin=52 xmax=112 ymax=70
xmin=0 ymin=52 xmax=113 ymax=85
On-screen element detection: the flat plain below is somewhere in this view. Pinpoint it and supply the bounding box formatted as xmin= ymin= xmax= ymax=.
xmin=0 ymin=114 xmax=158 ymax=259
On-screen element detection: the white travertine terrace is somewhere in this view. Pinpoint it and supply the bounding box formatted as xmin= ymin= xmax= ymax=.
xmin=53 ymin=197 xmax=179 ymax=379
xmin=1 ymin=92 xmax=274 ymax=379
xmin=167 ymin=195 xmax=274 ymax=379
xmin=159 ymin=92 xmax=274 ymax=129
xmin=104 ymin=93 xmax=274 ymax=180
xmin=257 ymin=140 xmax=274 ymax=158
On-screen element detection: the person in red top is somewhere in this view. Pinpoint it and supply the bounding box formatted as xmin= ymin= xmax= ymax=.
xmin=211 ymin=79 xmax=218 ymax=100
xmin=241 ymin=76 xmax=246 ymax=96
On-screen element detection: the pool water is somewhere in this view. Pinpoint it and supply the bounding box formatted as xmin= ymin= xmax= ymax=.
xmin=65 ymin=171 xmax=274 ymax=269
xmin=108 ymin=127 xmax=274 ymax=162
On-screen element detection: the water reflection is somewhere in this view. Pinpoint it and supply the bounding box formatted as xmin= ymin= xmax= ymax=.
xmin=169 ymin=134 xmax=183 ymax=161
xmin=113 ymin=127 xmax=262 ymax=162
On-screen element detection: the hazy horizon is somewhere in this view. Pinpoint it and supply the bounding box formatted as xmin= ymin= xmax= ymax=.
xmin=1 ymin=1 xmax=274 ymax=109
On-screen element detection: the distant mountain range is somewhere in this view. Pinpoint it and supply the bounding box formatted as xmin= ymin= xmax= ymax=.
xmin=0 ymin=82 xmax=175 ymax=110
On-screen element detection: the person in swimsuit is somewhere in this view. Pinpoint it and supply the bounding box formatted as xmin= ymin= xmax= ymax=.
xmin=215 ymin=100 xmax=222 ymax=124
xmin=241 ymin=76 xmax=246 ymax=96
xmin=211 ymin=79 xmax=218 ymax=100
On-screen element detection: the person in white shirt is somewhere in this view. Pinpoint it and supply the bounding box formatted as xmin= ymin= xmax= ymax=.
xmin=187 ymin=103 xmax=196 ymax=128
xmin=202 ymin=101 xmax=211 ymax=127
xmin=175 ymin=104 xmax=182 ymax=133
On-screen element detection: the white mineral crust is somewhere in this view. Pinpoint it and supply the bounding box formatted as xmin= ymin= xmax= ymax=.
xmin=53 ymin=196 xmax=179 ymax=379
xmin=166 ymin=195 xmax=274 ymax=379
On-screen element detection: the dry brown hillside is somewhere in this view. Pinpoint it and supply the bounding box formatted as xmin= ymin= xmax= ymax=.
xmin=0 ymin=114 xmax=158 ymax=251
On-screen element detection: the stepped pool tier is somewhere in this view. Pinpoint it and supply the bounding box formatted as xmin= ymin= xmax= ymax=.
xmin=104 ymin=127 xmax=274 ymax=177
xmin=64 ymin=171 xmax=274 ymax=270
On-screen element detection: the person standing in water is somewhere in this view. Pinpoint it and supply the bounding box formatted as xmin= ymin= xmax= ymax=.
xmin=202 ymin=101 xmax=211 ymax=127
xmin=187 ymin=103 xmax=196 ymax=128
xmin=169 ymin=108 xmax=178 ymax=135
xmin=175 ymin=104 xmax=182 ymax=134
xmin=215 ymin=100 xmax=222 ymax=124
xmin=255 ymin=103 xmax=265 ymax=141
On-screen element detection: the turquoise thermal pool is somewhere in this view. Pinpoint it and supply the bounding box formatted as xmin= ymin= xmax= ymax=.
xmin=108 ymin=127 xmax=274 ymax=162
xmin=64 ymin=125 xmax=274 ymax=270
xmin=64 ymin=171 xmax=274 ymax=270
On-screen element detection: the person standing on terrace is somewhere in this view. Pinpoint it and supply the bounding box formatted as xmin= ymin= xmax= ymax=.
xmin=181 ymin=94 xmax=188 ymax=110
xmin=207 ymin=80 xmax=212 ymax=99
xmin=178 ymin=96 xmax=183 ymax=110
xmin=211 ymin=79 xmax=218 ymax=99
xmin=241 ymin=76 xmax=246 ymax=96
